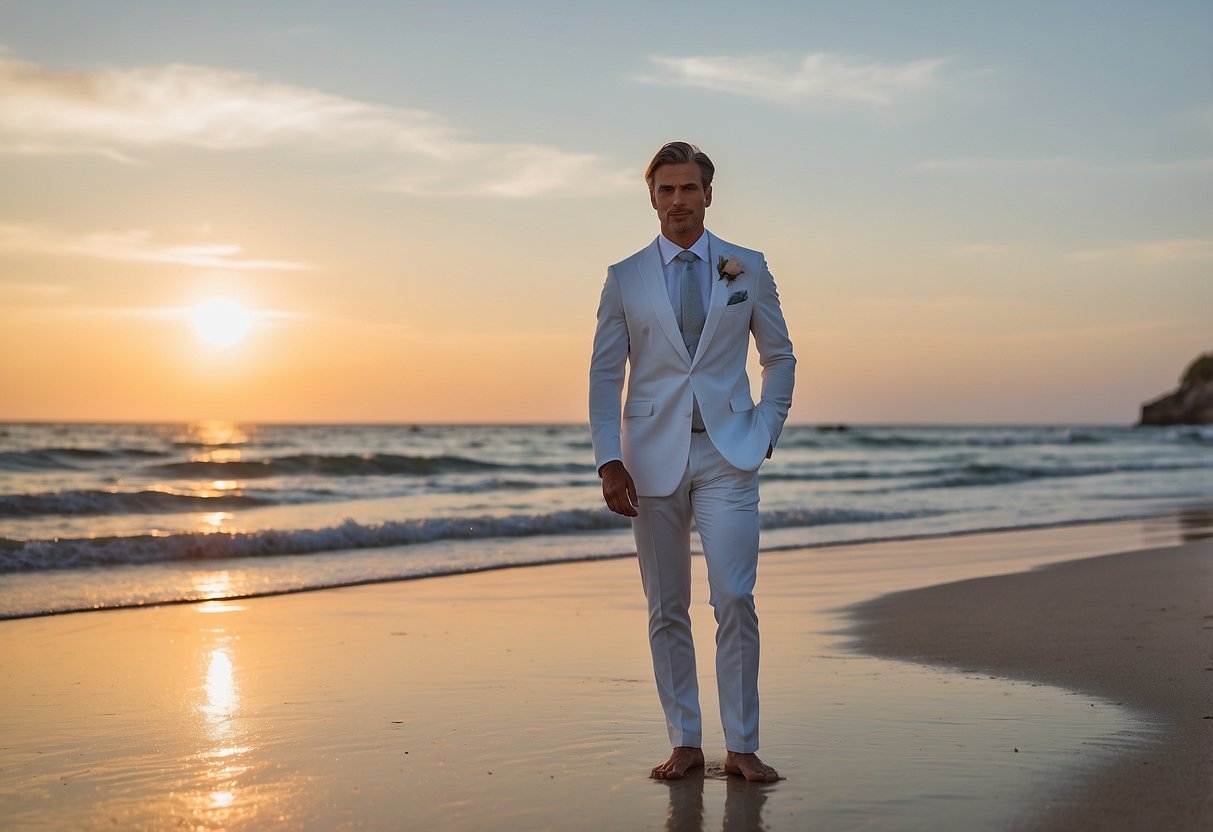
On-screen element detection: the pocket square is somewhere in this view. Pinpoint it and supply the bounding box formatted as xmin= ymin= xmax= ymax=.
xmin=727 ymin=290 xmax=748 ymax=306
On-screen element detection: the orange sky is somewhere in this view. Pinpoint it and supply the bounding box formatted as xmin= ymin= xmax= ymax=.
xmin=1 ymin=3 xmax=1209 ymax=424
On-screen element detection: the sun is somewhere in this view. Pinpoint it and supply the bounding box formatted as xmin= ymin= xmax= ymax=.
xmin=191 ymin=298 xmax=252 ymax=347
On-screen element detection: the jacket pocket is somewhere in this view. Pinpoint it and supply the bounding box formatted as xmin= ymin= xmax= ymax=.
xmin=624 ymin=400 xmax=654 ymax=418
xmin=729 ymin=394 xmax=754 ymax=413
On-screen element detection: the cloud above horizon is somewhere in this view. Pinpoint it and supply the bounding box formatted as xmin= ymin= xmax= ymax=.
xmin=640 ymin=52 xmax=947 ymax=105
xmin=0 ymin=54 xmax=630 ymax=197
xmin=0 ymin=223 xmax=314 ymax=271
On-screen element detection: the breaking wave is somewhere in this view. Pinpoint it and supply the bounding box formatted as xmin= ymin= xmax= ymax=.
xmin=0 ymin=506 xmax=935 ymax=573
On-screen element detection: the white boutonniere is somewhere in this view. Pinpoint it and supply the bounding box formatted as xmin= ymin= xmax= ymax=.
xmin=717 ymin=255 xmax=743 ymax=285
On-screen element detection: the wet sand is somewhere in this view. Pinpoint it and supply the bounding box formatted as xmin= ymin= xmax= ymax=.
xmin=848 ymin=536 xmax=1213 ymax=831
xmin=0 ymin=517 xmax=1209 ymax=830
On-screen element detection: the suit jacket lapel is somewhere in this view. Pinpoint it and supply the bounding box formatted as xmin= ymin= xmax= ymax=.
xmin=692 ymin=231 xmax=729 ymax=368
xmin=637 ymin=240 xmax=693 ymax=365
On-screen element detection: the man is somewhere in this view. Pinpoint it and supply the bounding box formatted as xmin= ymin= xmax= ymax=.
xmin=589 ymin=142 xmax=795 ymax=783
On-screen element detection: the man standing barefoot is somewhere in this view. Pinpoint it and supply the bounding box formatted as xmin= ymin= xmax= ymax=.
xmin=589 ymin=142 xmax=795 ymax=782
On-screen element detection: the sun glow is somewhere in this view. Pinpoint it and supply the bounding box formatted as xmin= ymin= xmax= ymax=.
xmin=191 ymin=299 xmax=252 ymax=347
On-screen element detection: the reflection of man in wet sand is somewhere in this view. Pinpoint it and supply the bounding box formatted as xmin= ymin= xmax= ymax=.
xmin=589 ymin=142 xmax=795 ymax=782
xmin=665 ymin=770 xmax=769 ymax=831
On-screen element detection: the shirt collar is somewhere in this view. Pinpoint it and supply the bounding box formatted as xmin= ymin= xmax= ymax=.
xmin=658 ymin=231 xmax=710 ymax=266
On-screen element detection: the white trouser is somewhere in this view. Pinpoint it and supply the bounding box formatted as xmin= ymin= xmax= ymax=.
xmin=631 ymin=431 xmax=762 ymax=753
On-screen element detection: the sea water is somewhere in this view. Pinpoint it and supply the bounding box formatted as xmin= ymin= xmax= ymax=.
xmin=1 ymin=421 xmax=1210 ymax=617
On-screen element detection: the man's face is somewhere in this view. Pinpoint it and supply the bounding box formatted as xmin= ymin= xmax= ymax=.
xmin=650 ymin=162 xmax=711 ymax=242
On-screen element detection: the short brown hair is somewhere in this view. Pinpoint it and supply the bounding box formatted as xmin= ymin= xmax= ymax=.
xmin=645 ymin=141 xmax=715 ymax=190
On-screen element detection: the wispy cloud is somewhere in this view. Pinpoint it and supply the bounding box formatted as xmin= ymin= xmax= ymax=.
xmin=20 ymin=303 xmax=306 ymax=326
xmin=0 ymin=54 xmax=630 ymax=197
xmin=0 ymin=143 xmax=143 ymax=163
xmin=1072 ymin=239 xmax=1213 ymax=264
xmin=373 ymin=143 xmax=634 ymax=198
xmin=639 ymin=52 xmax=947 ymax=106
xmin=0 ymin=224 xmax=313 ymax=271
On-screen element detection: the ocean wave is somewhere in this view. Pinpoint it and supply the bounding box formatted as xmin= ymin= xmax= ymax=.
xmin=0 ymin=506 xmax=932 ymax=573
xmin=762 ymin=466 xmax=942 ymax=482
xmin=144 ymin=452 xmax=585 ymax=480
xmin=0 ymin=489 xmax=273 ymax=518
xmin=852 ymin=430 xmax=1109 ymax=449
xmin=0 ymin=476 xmax=588 ymax=520
xmin=894 ymin=459 xmax=1212 ymax=490
xmin=761 ymin=506 xmax=938 ymax=529
xmin=428 ymin=476 xmax=589 ymax=495
xmin=170 ymin=439 xmax=290 ymax=449
xmin=0 ymin=446 xmax=168 ymax=471
xmin=778 ymin=429 xmax=1115 ymax=450
xmin=1172 ymin=426 xmax=1213 ymax=444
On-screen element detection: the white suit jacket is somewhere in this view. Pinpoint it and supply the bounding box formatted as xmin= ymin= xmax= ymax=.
xmin=589 ymin=231 xmax=796 ymax=497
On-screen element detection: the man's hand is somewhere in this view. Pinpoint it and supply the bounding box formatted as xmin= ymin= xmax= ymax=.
xmin=599 ymin=460 xmax=639 ymax=517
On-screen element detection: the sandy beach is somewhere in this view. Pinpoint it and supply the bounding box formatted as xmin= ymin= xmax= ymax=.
xmin=2 ymin=516 xmax=1210 ymax=831
xmin=849 ymin=533 xmax=1213 ymax=831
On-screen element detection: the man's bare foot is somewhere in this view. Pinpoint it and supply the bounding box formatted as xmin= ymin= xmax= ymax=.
xmin=650 ymin=746 xmax=705 ymax=780
xmin=724 ymin=751 xmax=780 ymax=783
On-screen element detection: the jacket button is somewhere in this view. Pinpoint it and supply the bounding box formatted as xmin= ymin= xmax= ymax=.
xmin=684 ymin=411 xmax=692 ymax=417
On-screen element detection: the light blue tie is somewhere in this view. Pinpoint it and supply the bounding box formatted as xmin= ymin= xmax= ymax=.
xmin=677 ymin=251 xmax=706 ymax=430
xmin=678 ymin=251 xmax=705 ymax=357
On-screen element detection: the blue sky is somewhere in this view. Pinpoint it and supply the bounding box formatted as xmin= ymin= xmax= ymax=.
xmin=0 ymin=1 xmax=1209 ymax=422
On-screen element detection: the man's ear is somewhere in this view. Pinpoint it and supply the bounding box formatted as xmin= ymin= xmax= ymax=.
xmin=704 ymin=184 xmax=712 ymax=207
xmin=649 ymin=188 xmax=658 ymax=210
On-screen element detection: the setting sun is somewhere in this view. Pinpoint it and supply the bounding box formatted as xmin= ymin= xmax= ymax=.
xmin=191 ymin=299 xmax=252 ymax=347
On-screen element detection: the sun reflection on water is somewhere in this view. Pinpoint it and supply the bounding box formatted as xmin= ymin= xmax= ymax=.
xmin=180 ymin=622 xmax=311 ymax=828
xmin=192 ymin=447 xmax=245 ymax=464
xmin=197 ymin=511 xmax=236 ymax=531
xmin=203 ymin=647 xmax=238 ymax=722
xmin=28 ymin=603 xmax=309 ymax=828
xmin=184 ymin=420 xmax=251 ymax=447
xmin=193 ymin=629 xmax=259 ymax=827
xmin=145 ymin=480 xmax=246 ymax=500
xmin=198 ymin=602 xmax=247 ymax=614
xmin=193 ymin=571 xmax=234 ymax=599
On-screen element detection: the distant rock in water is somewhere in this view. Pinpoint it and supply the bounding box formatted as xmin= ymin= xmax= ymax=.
xmin=1139 ymin=352 xmax=1213 ymax=425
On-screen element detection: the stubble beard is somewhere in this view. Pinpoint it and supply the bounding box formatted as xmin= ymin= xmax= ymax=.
xmin=665 ymin=213 xmax=698 ymax=237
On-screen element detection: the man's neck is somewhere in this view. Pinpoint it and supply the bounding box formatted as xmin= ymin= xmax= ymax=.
xmin=661 ymin=229 xmax=706 ymax=250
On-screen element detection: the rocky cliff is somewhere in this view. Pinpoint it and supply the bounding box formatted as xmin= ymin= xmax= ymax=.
xmin=1138 ymin=352 xmax=1213 ymax=425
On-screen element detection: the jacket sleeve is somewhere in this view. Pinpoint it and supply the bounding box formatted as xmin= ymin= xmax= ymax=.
xmin=751 ymin=258 xmax=796 ymax=448
xmin=589 ymin=267 xmax=629 ymax=472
